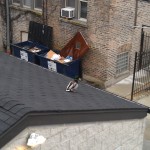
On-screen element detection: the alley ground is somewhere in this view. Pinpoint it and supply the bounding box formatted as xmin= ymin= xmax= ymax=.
xmin=106 ymin=75 xmax=150 ymax=150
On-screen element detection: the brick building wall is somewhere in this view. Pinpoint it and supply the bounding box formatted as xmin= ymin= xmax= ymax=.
xmin=2 ymin=118 xmax=146 ymax=150
xmin=9 ymin=7 xmax=43 ymax=43
xmin=106 ymin=0 xmax=135 ymax=86
xmin=0 ymin=0 xmax=150 ymax=87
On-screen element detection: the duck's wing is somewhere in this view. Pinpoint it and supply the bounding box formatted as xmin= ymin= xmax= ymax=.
xmin=66 ymin=81 xmax=74 ymax=91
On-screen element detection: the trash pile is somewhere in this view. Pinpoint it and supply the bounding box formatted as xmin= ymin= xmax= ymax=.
xmin=45 ymin=50 xmax=73 ymax=63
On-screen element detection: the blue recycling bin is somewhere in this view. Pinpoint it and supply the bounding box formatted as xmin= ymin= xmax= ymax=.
xmin=11 ymin=21 xmax=53 ymax=65
xmin=38 ymin=52 xmax=82 ymax=78
xmin=11 ymin=41 xmax=49 ymax=64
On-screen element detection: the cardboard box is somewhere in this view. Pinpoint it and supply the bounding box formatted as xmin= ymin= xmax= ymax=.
xmin=46 ymin=50 xmax=57 ymax=59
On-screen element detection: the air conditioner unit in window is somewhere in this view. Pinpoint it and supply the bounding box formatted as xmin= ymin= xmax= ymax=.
xmin=61 ymin=7 xmax=75 ymax=19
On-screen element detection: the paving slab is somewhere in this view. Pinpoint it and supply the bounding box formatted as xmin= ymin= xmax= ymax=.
xmin=106 ymin=75 xmax=133 ymax=98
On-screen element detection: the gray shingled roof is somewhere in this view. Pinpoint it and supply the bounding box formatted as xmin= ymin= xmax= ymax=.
xmin=0 ymin=52 xmax=149 ymax=148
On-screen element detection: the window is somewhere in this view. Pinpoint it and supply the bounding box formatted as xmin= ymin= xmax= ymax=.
xmin=23 ymin=0 xmax=31 ymax=8
xmin=63 ymin=0 xmax=88 ymax=21
xmin=66 ymin=0 xmax=75 ymax=7
xmin=12 ymin=0 xmax=42 ymax=11
xmin=34 ymin=0 xmax=42 ymax=10
xmin=79 ymin=0 xmax=87 ymax=20
xmin=12 ymin=0 xmax=20 ymax=4
xmin=116 ymin=52 xmax=129 ymax=74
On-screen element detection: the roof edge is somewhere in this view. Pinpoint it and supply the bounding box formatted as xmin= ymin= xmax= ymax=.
xmin=0 ymin=109 xmax=148 ymax=148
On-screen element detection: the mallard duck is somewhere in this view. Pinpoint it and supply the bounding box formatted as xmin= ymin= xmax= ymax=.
xmin=66 ymin=79 xmax=78 ymax=92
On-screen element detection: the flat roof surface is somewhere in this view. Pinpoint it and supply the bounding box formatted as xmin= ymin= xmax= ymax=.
xmin=0 ymin=52 xmax=149 ymax=147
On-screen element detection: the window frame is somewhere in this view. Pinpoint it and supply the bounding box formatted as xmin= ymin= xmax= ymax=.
xmin=78 ymin=0 xmax=88 ymax=21
xmin=34 ymin=0 xmax=42 ymax=11
xmin=22 ymin=0 xmax=32 ymax=9
xmin=11 ymin=0 xmax=42 ymax=11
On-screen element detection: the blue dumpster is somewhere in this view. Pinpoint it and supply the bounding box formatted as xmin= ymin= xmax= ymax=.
xmin=11 ymin=21 xmax=53 ymax=65
xmin=38 ymin=32 xmax=89 ymax=78
xmin=38 ymin=52 xmax=82 ymax=78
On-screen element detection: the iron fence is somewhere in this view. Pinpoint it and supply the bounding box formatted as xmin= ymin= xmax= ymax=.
xmin=142 ymin=32 xmax=150 ymax=53
xmin=131 ymin=51 xmax=150 ymax=100
xmin=140 ymin=25 xmax=150 ymax=53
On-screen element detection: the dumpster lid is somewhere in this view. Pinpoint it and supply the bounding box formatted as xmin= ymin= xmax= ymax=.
xmin=60 ymin=32 xmax=89 ymax=60
xmin=28 ymin=21 xmax=53 ymax=49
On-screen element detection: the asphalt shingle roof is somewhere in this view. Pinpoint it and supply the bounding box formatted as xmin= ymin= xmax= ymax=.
xmin=0 ymin=52 xmax=149 ymax=147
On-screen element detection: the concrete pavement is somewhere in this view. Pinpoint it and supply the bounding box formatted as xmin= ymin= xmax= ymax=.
xmin=107 ymin=75 xmax=133 ymax=99
xmin=106 ymin=75 xmax=150 ymax=150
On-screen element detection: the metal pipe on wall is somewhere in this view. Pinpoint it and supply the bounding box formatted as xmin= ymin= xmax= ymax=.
xmin=6 ymin=0 xmax=10 ymax=53
xmin=134 ymin=0 xmax=138 ymax=27
xmin=42 ymin=0 xmax=48 ymax=25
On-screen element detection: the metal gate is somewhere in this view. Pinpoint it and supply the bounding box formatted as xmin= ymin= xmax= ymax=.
xmin=131 ymin=27 xmax=150 ymax=100
xmin=131 ymin=52 xmax=150 ymax=100
xmin=131 ymin=51 xmax=150 ymax=100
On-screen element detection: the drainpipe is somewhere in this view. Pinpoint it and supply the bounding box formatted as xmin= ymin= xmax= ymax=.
xmin=42 ymin=0 xmax=48 ymax=25
xmin=6 ymin=0 xmax=10 ymax=54
xmin=134 ymin=0 xmax=138 ymax=27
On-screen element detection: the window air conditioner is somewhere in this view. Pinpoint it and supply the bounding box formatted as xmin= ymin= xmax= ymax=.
xmin=61 ymin=7 xmax=75 ymax=19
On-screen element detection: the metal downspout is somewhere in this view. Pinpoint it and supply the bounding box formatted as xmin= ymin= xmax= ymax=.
xmin=134 ymin=0 xmax=138 ymax=27
xmin=6 ymin=0 xmax=10 ymax=53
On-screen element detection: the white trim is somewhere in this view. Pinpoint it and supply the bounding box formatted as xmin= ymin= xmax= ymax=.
xmin=23 ymin=5 xmax=31 ymax=8
xmin=34 ymin=7 xmax=42 ymax=11
xmin=65 ymin=0 xmax=67 ymax=7
xmin=78 ymin=18 xmax=87 ymax=22
xmin=12 ymin=3 xmax=20 ymax=5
